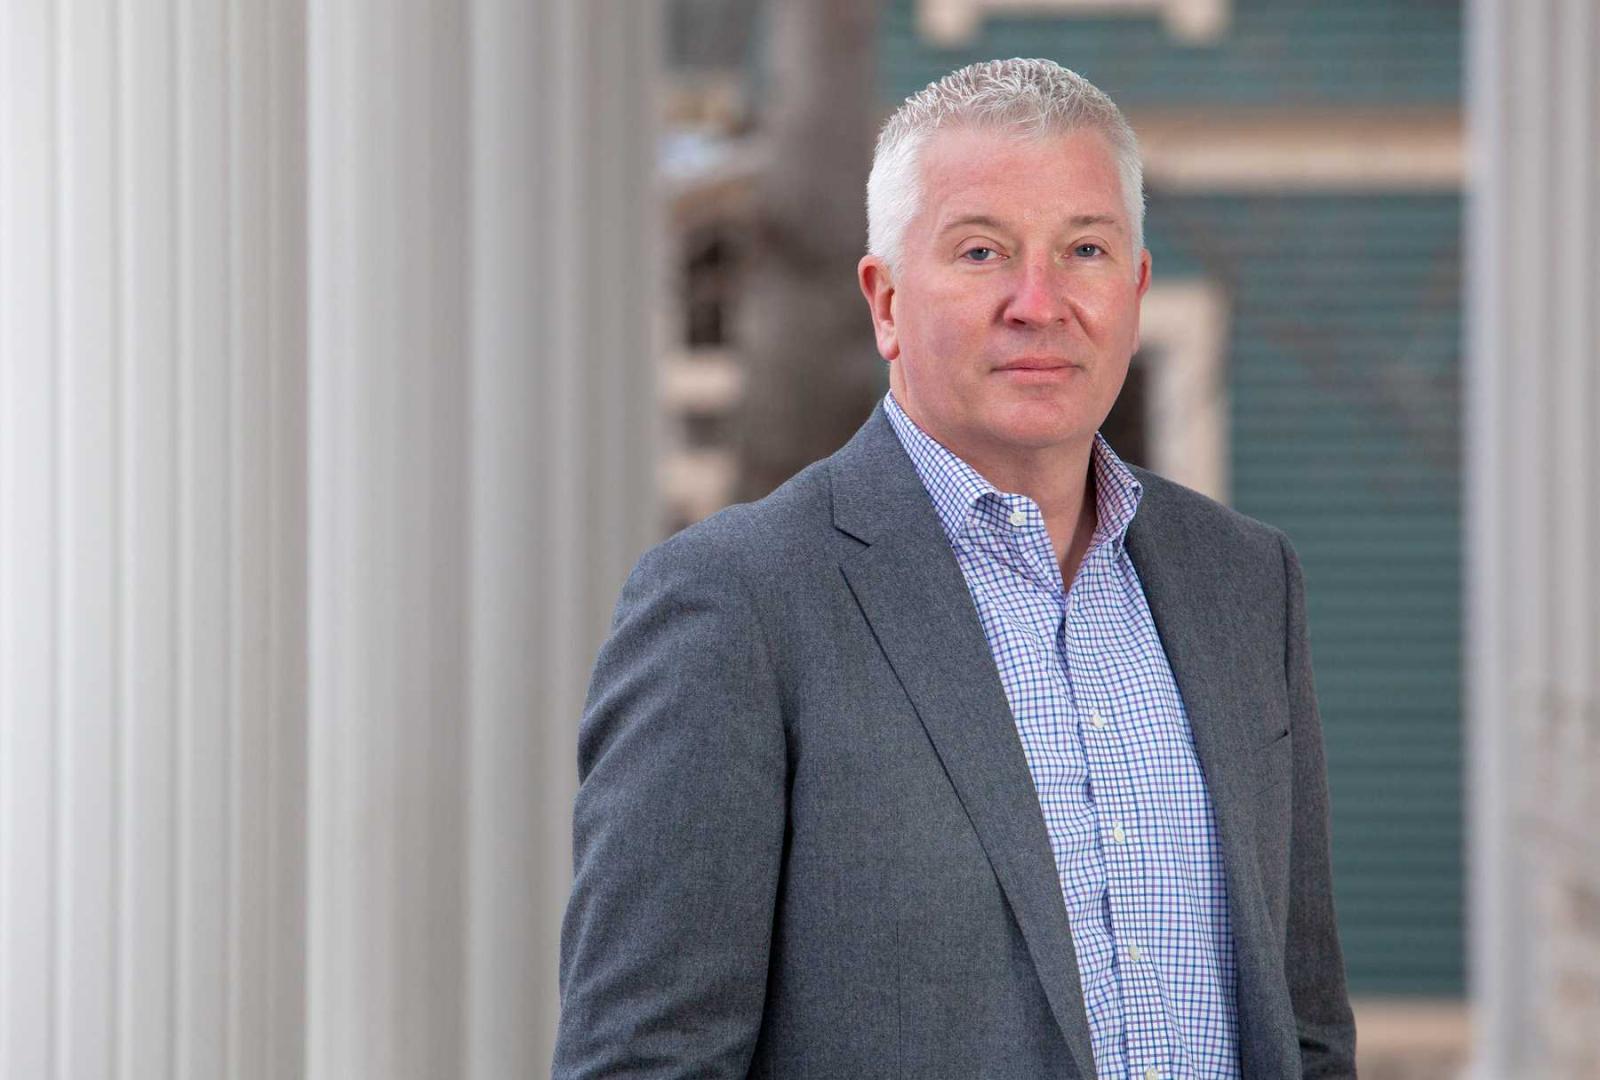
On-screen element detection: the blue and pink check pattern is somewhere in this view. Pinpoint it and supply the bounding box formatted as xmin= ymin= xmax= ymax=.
xmin=884 ymin=391 xmax=1241 ymax=1080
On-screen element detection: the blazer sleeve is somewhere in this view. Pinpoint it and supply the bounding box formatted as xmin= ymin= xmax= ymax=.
xmin=1280 ymin=533 xmax=1359 ymax=1078
xmin=552 ymin=534 xmax=787 ymax=1078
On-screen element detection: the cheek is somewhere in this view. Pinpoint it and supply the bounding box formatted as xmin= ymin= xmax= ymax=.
xmin=905 ymin=289 xmax=988 ymax=360
xmin=1083 ymin=285 xmax=1143 ymax=340
xmin=918 ymin=322 xmax=979 ymax=367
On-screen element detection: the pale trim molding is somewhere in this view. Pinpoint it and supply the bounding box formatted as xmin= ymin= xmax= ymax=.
xmin=1136 ymin=280 xmax=1231 ymax=503
xmin=917 ymin=0 xmax=1231 ymax=46
xmin=1133 ymin=110 xmax=1463 ymax=192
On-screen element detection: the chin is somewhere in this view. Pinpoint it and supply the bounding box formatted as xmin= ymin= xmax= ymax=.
xmin=985 ymin=403 xmax=1095 ymax=449
xmin=981 ymin=422 xmax=1084 ymax=455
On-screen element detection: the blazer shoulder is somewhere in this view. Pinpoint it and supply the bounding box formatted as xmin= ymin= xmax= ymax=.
xmin=1127 ymin=465 xmax=1293 ymax=566
xmin=625 ymin=456 xmax=836 ymax=596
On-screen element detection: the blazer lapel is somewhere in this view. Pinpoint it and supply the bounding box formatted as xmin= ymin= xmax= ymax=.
xmin=1123 ymin=474 xmax=1295 ymax=1079
xmin=830 ymin=408 xmax=1098 ymax=1078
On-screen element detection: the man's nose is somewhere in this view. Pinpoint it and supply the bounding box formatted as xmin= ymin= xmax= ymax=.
xmin=1003 ymin=260 xmax=1070 ymax=328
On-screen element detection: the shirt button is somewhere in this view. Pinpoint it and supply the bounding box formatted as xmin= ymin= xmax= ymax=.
xmin=1110 ymin=824 xmax=1126 ymax=843
xmin=1144 ymin=1068 xmax=1160 ymax=1080
xmin=1128 ymin=943 xmax=1143 ymax=962
xmin=1090 ymin=711 xmax=1107 ymax=729
xmin=1008 ymin=509 xmax=1026 ymax=526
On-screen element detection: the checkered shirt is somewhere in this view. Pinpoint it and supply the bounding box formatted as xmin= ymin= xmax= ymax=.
xmin=884 ymin=391 xmax=1241 ymax=1080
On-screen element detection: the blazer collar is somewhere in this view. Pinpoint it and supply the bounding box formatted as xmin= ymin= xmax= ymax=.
xmin=829 ymin=404 xmax=1099 ymax=1077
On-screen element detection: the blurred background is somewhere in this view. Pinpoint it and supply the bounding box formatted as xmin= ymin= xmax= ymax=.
xmin=0 ymin=0 xmax=1593 ymax=1077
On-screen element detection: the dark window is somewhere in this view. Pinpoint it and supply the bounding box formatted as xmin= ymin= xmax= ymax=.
xmin=1100 ymin=349 xmax=1152 ymax=469
xmin=684 ymin=229 xmax=737 ymax=347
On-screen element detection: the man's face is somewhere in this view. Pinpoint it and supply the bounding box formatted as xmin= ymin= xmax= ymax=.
xmin=860 ymin=126 xmax=1151 ymax=468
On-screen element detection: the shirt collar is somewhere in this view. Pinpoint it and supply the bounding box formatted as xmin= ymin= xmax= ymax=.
xmin=882 ymin=389 xmax=1144 ymax=552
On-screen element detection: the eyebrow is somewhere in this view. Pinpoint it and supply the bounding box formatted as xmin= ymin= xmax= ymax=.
xmin=937 ymin=212 xmax=1125 ymax=234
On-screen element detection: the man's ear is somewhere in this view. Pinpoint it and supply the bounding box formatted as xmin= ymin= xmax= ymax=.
xmin=858 ymin=255 xmax=900 ymax=361
xmin=1131 ymin=248 xmax=1152 ymax=353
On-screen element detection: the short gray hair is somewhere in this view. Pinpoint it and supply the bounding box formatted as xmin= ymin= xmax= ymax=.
xmin=866 ymin=59 xmax=1145 ymax=274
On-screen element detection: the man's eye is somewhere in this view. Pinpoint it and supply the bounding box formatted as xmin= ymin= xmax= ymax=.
xmin=961 ymin=247 xmax=999 ymax=262
xmin=1074 ymin=243 xmax=1104 ymax=258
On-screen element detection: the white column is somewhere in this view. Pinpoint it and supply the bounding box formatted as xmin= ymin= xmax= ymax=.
xmin=303 ymin=0 xmax=473 ymax=1075
xmin=0 ymin=1 xmax=308 ymax=1079
xmin=1466 ymin=0 xmax=1600 ymax=1075
xmin=1 ymin=0 xmax=656 ymax=1075
xmin=306 ymin=0 xmax=659 ymax=1075
xmin=464 ymin=0 xmax=661 ymax=1072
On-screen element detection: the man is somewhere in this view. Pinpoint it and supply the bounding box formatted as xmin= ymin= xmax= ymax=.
xmin=555 ymin=59 xmax=1355 ymax=1078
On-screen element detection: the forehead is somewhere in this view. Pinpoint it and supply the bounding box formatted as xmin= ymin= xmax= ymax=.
xmin=915 ymin=125 xmax=1126 ymax=232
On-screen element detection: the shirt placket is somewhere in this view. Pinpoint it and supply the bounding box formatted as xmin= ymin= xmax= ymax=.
xmin=994 ymin=516 xmax=1124 ymax=1079
xmin=1065 ymin=546 xmax=1175 ymax=1080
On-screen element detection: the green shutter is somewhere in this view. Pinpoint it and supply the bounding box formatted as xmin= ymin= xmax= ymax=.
xmin=1155 ymin=193 xmax=1464 ymax=994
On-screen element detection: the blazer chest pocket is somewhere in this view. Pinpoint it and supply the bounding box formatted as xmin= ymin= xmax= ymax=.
xmin=1248 ymin=728 xmax=1296 ymax=935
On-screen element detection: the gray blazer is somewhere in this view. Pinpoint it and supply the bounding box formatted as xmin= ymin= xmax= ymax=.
xmin=555 ymin=404 xmax=1356 ymax=1078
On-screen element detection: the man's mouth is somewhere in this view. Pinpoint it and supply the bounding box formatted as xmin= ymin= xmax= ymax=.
xmin=995 ymin=357 xmax=1076 ymax=373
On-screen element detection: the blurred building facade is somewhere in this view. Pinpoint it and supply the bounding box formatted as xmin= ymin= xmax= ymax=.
xmin=661 ymin=0 xmax=1471 ymax=1075
xmin=659 ymin=0 xmax=764 ymax=527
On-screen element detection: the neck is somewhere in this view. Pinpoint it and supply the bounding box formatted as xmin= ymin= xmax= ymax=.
xmin=943 ymin=433 xmax=1101 ymax=586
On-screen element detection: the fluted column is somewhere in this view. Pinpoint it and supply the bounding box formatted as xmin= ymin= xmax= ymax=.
xmin=464 ymin=0 xmax=662 ymax=1075
xmin=305 ymin=0 xmax=659 ymax=1075
xmin=302 ymin=0 xmax=473 ymax=1074
xmin=1466 ymin=0 xmax=1600 ymax=1075
xmin=1 ymin=0 xmax=656 ymax=1076
xmin=0 ymin=1 xmax=308 ymax=1077
xmin=461 ymin=0 xmax=661 ymax=1074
